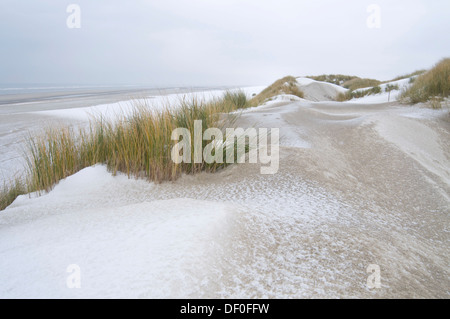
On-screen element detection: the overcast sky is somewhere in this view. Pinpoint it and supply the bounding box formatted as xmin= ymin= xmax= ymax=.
xmin=0 ymin=0 xmax=449 ymax=86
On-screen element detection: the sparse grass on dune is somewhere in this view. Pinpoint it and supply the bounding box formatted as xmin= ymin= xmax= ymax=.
xmin=385 ymin=84 xmax=399 ymax=92
xmin=0 ymin=178 xmax=26 ymax=211
xmin=335 ymin=92 xmax=349 ymax=102
xmin=306 ymin=75 xmax=382 ymax=91
xmin=308 ymin=72 xmax=426 ymax=90
xmin=401 ymin=58 xmax=450 ymax=107
xmin=335 ymin=85 xmax=382 ymax=101
xmin=250 ymin=76 xmax=304 ymax=106
xmin=342 ymin=78 xmax=382 ymax=91
xmin=0 ymin=91 xmax=251 ymax=210
xmin=26 ymin=126 xmax=91 ymax=193
xmin=309 ymin=75 xmax=383 ymax=100
xmin=223 ymin=90 xmax=249 ymax=110
xmin=390 ymin=69 xmax=426 ymax=82
xmin=333 ymin=70 xmax=426 ymax=102
xmin=306 ymin=74 xmax=358 ymax=86
xmin=334 ymin=59 xmax=448 ymax=104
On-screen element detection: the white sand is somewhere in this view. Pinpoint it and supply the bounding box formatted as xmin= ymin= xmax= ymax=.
xmin=0 ymin=80 xmax=449 ymax=298
xmin=296 ymin=77 xmax=348 ymax=102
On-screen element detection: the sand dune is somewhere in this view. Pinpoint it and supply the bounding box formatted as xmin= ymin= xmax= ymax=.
xmin=1 ymin=92 xmax=448 ymax=298
xmin=296 ymin=77 xmax=348 ymax=102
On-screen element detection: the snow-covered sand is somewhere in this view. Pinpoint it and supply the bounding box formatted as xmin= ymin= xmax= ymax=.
xmin=0 ymin=86 xmax=265 ymax=180
xmin=347 ymin=78 xmax=411 ymax=104
xmin=29 ymin=86 xmax=266 ymax=122
xmin=0 ymin=80 xmax=449 ymax=298
xmin=296 ymin=77 xmax=348 ymax=102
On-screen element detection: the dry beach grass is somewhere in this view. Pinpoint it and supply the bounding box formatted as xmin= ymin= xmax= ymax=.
xmin=1 ymin=91 xmax=251 ymax=210
xmin=2 ymin=58 xmax=450 ymax=210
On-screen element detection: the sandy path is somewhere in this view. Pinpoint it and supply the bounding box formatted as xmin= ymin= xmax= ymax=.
xmin=1 ymin=98 xmax=449 ymax=298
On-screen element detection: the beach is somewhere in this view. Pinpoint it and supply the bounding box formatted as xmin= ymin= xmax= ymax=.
xmin=0 ymin=79 xmax=448 ymax=298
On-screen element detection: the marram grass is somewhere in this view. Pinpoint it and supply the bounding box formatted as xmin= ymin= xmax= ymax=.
xmin=250 ymin=76 xmax=304 ymax=106
xmin=401 ymin=58 xmax=450 ymax=106
xmin=0 ymin=177 xmax=27 ymax=211
xmin=335 ymin=85 xmax=383 ymax=101
xmin=0 ymin=90 xmax=251 ymax=210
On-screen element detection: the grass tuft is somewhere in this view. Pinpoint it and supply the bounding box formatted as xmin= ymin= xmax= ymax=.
xmin=401 ymin=58 xmax=450 ymax=106
xmin=1 ymin=91 xmax=252 ymax=210
xmin=250 ymin=76 xmax=304 ymax=106
xmin=306 ymin=74 xmax=358 ymax=86
xmin=335 ymin=85 xmax=382 ymax=101
xmin=390 ymin=70 xmax=427 ymax=82
xmin=342 ymin=78 xmax=381 ymax=91
xmin=0 ymin=178 xmax=27 ymax=211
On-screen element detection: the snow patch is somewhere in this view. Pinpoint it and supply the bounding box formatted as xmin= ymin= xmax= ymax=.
xmin=0 ymin=166 xmax=238 ymax=298
xmin=295 ymin=77 xmax=347 ymax=102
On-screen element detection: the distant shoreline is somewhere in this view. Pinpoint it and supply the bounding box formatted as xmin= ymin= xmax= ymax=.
xmin=0 ymin=86 xmax=233 ymax=114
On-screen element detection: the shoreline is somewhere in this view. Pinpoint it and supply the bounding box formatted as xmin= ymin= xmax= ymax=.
xmin=0 ymin=86 xmax=235 ymax=114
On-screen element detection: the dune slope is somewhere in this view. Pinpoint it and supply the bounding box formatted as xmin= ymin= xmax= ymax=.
xmin=1 ymin=96 xmax=449 ymax=298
